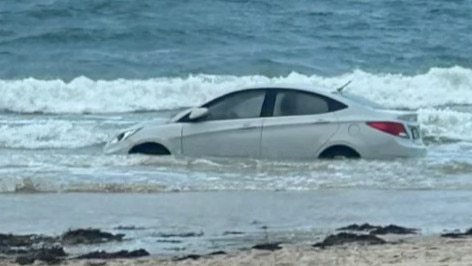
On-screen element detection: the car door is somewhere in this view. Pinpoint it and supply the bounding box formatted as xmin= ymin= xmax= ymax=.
xmin=181 ymin=89 xmax=267 ymax=158
xmin=261 ymin=90 xmax=342 ymax=160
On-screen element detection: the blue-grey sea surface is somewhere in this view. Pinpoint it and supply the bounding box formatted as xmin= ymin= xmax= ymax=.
xmin=0 ymin=0 xmax=472 ymax=255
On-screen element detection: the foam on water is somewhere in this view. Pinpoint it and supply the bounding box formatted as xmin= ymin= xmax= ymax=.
xmin=0 ymin=109 xmax=471 ymax=149
xmin=0 ymin=119 xmax=109 ymax=148
xmin=1 ymin=66 xmax=471 ymax=114
xmin=419 ymin=108 xmax=472 ymax=142
xmin=1 ymin=151 xmax=472 ymax=193
xmin=0 ymin=66 xmax=471 ymax=148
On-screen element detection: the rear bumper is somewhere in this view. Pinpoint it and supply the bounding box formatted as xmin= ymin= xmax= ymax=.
xmin=382 ymin=140 xmax=426 ymax=158
xmin=361 ymin=137 xmax=427 ymax=159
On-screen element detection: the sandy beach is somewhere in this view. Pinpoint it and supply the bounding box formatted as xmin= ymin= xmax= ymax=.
xmin=2 ymin=235 xmax=472 ymax=266
xmin=2 ymin=0 xmax=472 ymax=265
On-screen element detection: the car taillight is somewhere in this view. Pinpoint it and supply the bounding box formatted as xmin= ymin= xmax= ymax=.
xmin=367 ymin=121 xmax=408 ymax=138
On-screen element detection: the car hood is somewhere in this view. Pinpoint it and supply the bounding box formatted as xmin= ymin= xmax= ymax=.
xmin=119 ymin=118 xmax=170 ymax=133
xmin=115 ymin=108 xmax=190 ymax=135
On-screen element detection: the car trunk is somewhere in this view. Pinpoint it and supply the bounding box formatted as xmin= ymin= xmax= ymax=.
xmin=377 ymin=110 xmax=422 ymax=141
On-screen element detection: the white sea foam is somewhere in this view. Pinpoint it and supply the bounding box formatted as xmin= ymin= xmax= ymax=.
xmin=1 ymin=155 xmax=472 ymax=193
xmin=1 ymin=66 xmax=471 ymax=114
xmin=419 ymin=108 xmax=472 ymax=142
xmin=0 ymin=66 xmax=471 ymax=148
xmin=0 ymin=107 xmax=470 ymax=149
xmin=0 ymin=120 xmax=108 ymax=148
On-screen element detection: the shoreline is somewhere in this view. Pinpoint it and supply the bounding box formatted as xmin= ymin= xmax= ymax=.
xmin=2 ymin=228 xmax=472 ymax=266
xmin=2 ymin=236 xmax=472 ymax=265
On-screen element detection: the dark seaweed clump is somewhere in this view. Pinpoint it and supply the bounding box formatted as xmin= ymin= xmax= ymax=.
xmin=337 ymin=223 xmax=418 ymax=235
xmin=0 ymin=228 xmax=148 ymax=265
xmin=313 ymin=232 xmax=386 ymax=248
xmin=441 ymin=227 xmax=472 ymax=238
xmin=61 ymin=228 xmax=124 ymax=245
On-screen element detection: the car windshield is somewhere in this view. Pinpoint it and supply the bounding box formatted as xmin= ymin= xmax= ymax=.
xmin=335 ymin=92 xmax=385 ymax=109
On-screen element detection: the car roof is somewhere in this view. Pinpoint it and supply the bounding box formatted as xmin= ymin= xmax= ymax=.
xmin=226 ymin=83 xmax=332 ymax=96
xmin=171 ymin=84 xmax=364 ymax=122
xmin=218 ymin=83 xmax=372 ymax=109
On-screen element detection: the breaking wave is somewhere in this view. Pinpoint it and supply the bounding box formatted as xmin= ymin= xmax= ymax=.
xmin=1 ymin=66 xmax=471 ymax=114
xmin=0 ymin=120 xmax=109 ymax=149
xmin=1 ymin=108 xmax=471 ymax=149
xmin=419 ymin=108 xmax=472 ymax=143
xmin=0 ymin=66 xmax=471 ymax=148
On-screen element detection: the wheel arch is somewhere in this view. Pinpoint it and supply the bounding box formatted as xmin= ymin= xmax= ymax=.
xmin=318 ymin=144 xmax=361 ymax=159
xmin=129 ymin=142 xmax=171 ymax=155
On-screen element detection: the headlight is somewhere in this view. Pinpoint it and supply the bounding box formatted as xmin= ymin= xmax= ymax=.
xmin=111 ymin=127 xmax=142 ymax=143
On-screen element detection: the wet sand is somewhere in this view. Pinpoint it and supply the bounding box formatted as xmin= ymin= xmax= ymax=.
xmin=2 ymin=236 xmax=471 ymax=266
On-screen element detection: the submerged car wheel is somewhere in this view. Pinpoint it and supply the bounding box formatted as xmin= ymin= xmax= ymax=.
xmin=129 ymin=143 xmax=171 ymax=156
xmin=319 ymin=146 xmax=360 ymax=160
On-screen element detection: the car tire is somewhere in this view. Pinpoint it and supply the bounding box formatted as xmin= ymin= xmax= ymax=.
xmin=129 ymin=143 xmax=171 ymax=156
xmin=319 ymin=146 xmax=360 ymax=160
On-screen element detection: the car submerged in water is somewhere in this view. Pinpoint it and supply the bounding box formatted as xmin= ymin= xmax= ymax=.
xmin=104 ymin=84 xmax=426 ymax=160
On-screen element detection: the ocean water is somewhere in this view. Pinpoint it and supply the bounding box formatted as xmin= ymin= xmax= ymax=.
xmin=1 ymin=0 xmax=472 ymax=255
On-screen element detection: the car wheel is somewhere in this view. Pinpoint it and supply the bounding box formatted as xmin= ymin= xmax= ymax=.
xmin=129 ymin=143 xmax=171 ymax=156
xmin=319 ymin=146 xmax=360 ymax=160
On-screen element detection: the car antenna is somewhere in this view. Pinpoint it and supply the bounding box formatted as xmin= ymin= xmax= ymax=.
xmin=335 ymin=80 xmax=352 ymax=93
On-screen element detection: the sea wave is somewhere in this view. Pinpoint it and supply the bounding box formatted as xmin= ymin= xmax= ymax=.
xmin=0 ymin=120 xmax=109 ymax=149
xmin=419 ymin=108 xmax=472 ymax=143
xmin=1 ymin=157 xmax=472 ymax=193
xmin=0 ymin=108 xmax=470 ymax=149
xmin=1 ymin=66 xmax=471 ymax=114
xmin=0 ymin=66 xmax=471 ymax=148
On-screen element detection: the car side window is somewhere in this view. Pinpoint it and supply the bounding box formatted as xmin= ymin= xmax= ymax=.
xmin=202 ymin=90 xmax=266 ymax=121
xmin=273 ymin=91 xmax=331 ymax=116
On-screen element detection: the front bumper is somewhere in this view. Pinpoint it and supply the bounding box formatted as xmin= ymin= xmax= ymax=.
xmin=103 ymin=138 xmax=131 ymax=154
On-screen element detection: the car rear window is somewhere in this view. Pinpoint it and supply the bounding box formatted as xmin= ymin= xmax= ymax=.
xmin=273 ymin=91 xmax=329 ymax=116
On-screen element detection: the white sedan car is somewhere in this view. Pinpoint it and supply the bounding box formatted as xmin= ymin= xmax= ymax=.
xmin=104 ymin=84 xmax=426 ymax=160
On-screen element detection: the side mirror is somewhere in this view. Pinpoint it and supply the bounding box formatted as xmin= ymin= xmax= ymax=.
xmin=188 ymin=108 xmax=209 ymax=121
